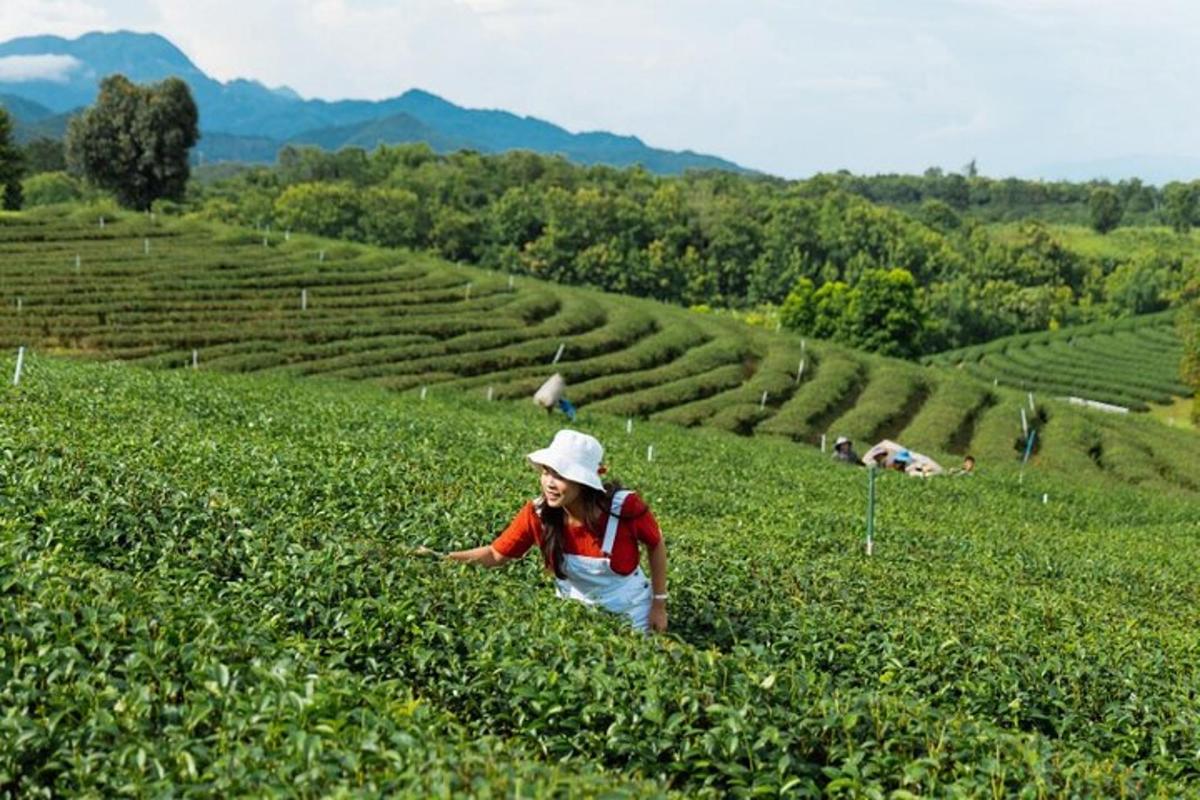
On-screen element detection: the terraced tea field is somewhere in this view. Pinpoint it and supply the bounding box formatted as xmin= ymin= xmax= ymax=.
xmin=2 ymin=205 xmax=1199 ymax=493
xmin=926 ymin=310 xmax=1188 ymax=412
xmin=2 ymin=356 xmax=1199 ymax=795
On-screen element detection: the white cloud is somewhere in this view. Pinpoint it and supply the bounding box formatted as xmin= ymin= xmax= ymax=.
xmin=0 ymin=53 xmax=83 ymax=82
xmin=0 ymin=0 xmax=112 ymax=41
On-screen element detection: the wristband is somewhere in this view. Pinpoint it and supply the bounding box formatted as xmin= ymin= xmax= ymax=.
xmin=652 ymin=593 xmax=668 ymax=601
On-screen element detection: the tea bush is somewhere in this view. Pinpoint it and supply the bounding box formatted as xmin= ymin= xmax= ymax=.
xmin=2 ymin=356 xmax=1199 ymax=795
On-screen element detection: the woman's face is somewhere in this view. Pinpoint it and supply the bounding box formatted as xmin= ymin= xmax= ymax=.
xmin=539 ymin=465 xmax=582 ymax=509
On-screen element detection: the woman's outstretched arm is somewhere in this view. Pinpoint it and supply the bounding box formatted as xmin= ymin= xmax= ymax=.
xmin=445 ymin=545 xmax=511 ymax=567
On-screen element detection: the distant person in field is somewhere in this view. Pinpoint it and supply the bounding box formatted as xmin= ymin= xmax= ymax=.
xmin=951 ymin=455 xmax=976 ymax=476
xmin=831 ymin=435 xmax=860 ymax=465
xmin=436 ymin=429 xmax=669 ymax=633
xmin=890 ymin=451 xmax=913 ymax=472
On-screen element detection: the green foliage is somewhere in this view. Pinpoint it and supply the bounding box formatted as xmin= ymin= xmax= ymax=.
xmin=929 ymin=310 xmax=1189 ymax=410
xmin=0 ymin=107 xmax=23 ymax=210
xmin=1180 ymin=301 xmax=1200 ymax=423
xmin=65 ymin=74 xmax=199 ymax=210
xmin=1162 ymin=182 xmax=1198 ymax=234
xmin=3 ymin=206 xmax=1199 ymax=496
xmin=778 ymin=277 xmax=815 ymax=331
xmin=20 ymin=171 xmax=82 ymax=207
xmin=189 ymin=147 xmax=1200 ymax=358
xmin=1087 ymin=186 xmax=1122 ymax=234
xmin=825 ymin=364 xmax=927 ymax=444
xmin=844 ymin=268 xmax=924 ymax=357
xmin=781 ymin=269 xmax=924 ymax=358
xmin=20 ymin=136 xmax=66 ymax=174
xmin=1104 ymin=253 xmax=1172 ymax=316
xmin=5 ymin=356 xmax=1200 ymax=795
xmin=897 ymin=374 xmax=994 ymax=457
xmin=273 ymin=181 xmax=362 ymax=239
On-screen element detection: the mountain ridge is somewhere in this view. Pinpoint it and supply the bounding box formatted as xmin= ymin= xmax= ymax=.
xmin=0 ymin=30 xmax=747 ymax=174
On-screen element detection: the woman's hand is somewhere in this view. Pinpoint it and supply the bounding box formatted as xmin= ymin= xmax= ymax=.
xmin=649 ymin=598 xmax=668 ymax=633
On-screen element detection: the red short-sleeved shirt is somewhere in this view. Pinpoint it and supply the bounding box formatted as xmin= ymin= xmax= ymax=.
xmin=492 ymin=493 xmax=662 ymax=575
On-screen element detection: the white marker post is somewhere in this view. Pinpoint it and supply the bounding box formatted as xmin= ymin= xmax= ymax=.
xmin=1042 ymin=493 xmax=1049 ymax=504
xmin=16 ymin=298 xmax=21 ymax=314
xmin=420 ymin=386 xmax=428 ymax=400
xmin=465 ymin=282 xmax=472 ymax=301
xmin=192 ymin=349 xmax=198 ymax=370
xmin=552 ymin=343 xmax=565 ymax=365
xmin=75 ymin=254 xmax=81 ymax=272
xmin=301 ymin=289 xmax=308 ymax=311
xmin=821 ymin=433 xmax=827 ymax=453
xmin=99 ymin=216 xmax=105 ymax=229
xmin=285 ymin=229 xmax=291 ymax=242
xmin=144 ymin=238 xmax=150 ymax=255
xmin=760 ymin=390 xmax=768 ymax=410
xmin=1020 ymin=407 xmax=1029 ymax=438
xmin=12 ymin=346 xmax=25 ymax=386
xmin=796 ymin=359 xmax=806 ymax=383
xmin=1028 ymin=392 xmax=1035 ymax=411
xmin=865 ymin=466 xmax=876 ymax=557
xmin=647 ymin=444 xmax=654 ymax=462
xmin=486 ymin=386 xmax=494 ymax=401
xmin=626 ymin=417 xmax=633 ymax=434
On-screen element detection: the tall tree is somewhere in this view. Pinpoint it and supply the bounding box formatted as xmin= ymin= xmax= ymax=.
xmin=1162 ymin=182 xmax=1197 ymax=234
xmin=1088 ymin=186 xmax=1122 ymax=234
xmin=65 ymin=74 xmax=199 ymax=209
xmin=0 ymin=107 xmax=23 ymax=210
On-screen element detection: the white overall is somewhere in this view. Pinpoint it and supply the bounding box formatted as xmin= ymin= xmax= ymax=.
xmin=553 ymin=490 xmax=654 ymax=632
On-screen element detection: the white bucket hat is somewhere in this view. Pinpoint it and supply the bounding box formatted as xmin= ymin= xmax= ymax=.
xmin=527 ymin=429 xmax=605 ymax=490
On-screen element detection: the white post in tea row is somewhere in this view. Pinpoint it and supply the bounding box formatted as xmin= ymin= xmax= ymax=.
xmin=12 ymin=346 xmax=25 ymax=386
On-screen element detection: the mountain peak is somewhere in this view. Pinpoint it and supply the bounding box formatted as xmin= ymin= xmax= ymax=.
xmin=0 ymin=30 xmax=748 ymax=174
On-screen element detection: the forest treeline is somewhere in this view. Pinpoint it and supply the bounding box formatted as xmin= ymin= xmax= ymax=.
xmin=184 ymin=145 xmax=1199 ymax=356
xmin=15 ymin=139 xmax=1200 ymax=358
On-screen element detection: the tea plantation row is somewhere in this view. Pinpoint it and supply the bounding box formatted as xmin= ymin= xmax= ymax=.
xmin=926 ymin=310 xmax=1188 ymax=411
xmin=2 ymin=356 xmax=1198 ymax=795
xmin=1 ymin=205 xmax=1198 ymax=494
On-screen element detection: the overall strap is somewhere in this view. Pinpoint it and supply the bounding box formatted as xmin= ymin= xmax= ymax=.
xmin=601 ymin=490 xmax=631 ymax=556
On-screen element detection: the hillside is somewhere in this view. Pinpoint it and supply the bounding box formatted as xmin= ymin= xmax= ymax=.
xmin=2 ymin=205 xmax=1198 ymax=493
xmin=3 ymin=351 xmax=1200 ymax=794
xmin=0 ymin=31 xmax=747 ymax=173
xmin=927 ymin=310 xmax=1188 ymax=411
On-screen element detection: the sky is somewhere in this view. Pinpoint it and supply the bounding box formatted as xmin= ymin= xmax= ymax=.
xmin=2 ymin=0 xmax=1200 ymax=180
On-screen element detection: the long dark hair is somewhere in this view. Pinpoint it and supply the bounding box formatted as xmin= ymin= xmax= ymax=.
xmin=536 ymin=480 xmax=642 ymax=579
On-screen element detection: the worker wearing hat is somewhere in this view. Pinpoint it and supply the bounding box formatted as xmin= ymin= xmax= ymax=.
xmin=831 ymin=435 xmax=860 ymax=465
xmin=442 ymin=429 xmax=669 ymax=633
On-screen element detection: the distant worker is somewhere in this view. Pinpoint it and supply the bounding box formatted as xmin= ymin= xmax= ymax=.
xmin=950 ymin=455 xmax=976 ymax=476
xmin=533 ymin=373 xmax=577 ymax=421
xmin=890 ymin=450 xmax=913 ymax=472
xmin=432 ymin=430 xmax=669 ymax=633
xmin=831 ymin=435 xmax=860 ymax=465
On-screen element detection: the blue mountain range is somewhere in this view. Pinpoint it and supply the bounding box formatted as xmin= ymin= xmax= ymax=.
xmin=0 ymin=30 xmax=746 ymax=174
